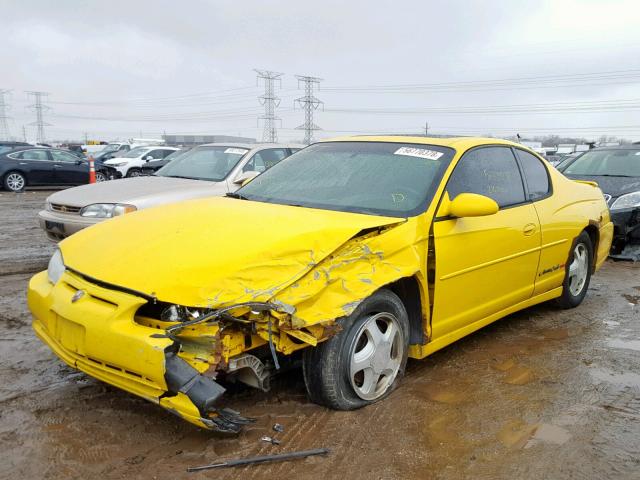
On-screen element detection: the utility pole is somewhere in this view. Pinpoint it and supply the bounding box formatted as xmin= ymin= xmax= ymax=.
xmin=22 ymin=125 xmax=27 ymax=142
xmin=25 ymin=91 xmax=51 ymax=144
xmin=294 ymin=75 xmax=323 ymax=144
xmin=254 ymin=69 xmax=283 ymax=143
xmin=0 ymin=89 xmax=11 ymax=140
xmin=424 ymin=121 xmax=429 ymax=136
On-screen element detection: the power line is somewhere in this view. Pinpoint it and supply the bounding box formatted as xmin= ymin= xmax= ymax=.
xmin=294 ymin=75 xmax=323 ymax=144
xmin=0 ymin=89 xmax=11 ymax=140
xmin=26 ymin=91 xmax=51 ymax=143
xmin=255 ymin=69 xmax=283 ymax=143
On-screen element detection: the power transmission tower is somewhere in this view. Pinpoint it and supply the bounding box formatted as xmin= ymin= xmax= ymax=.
xmin=26 ymin=91 xmax=51 ymax=143
xmin=254 ymin=69 xmax=283 ymax=142
xmin=0 ymin=89 xmax=11 ymax=140
xmin=294 ymin=75 xmax=323 ymax=144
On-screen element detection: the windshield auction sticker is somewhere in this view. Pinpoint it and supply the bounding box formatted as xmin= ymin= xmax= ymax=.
xmin=394 ymin=147 xmax=443 ymax=160
xmin=224 ymin=148 xmax=249 ymax=155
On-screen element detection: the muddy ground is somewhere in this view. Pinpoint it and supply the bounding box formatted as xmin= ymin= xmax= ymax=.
xmin=1 ymin=190 xmax=639 ymax=479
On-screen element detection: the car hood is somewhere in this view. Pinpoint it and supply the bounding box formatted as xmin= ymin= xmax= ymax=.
xmin=103 ymin=157 xmax=131 ymax=165
xmin=59 ymin=197 xmax=402 ymax=307
xmin=564 ymin=174 xmax=640 ymax=197
xmin=46 ymin=176 xmax=228 ymax=209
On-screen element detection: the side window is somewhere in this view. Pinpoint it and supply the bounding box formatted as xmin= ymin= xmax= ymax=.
xmin=515 ymin=149 xmax=550 ymax=200
xmin=19 ymin=149 xmax=50 ymax=161
xmin=243 ymin=152 xmax=265 ymax=172
xmin=161 ymin=149 xmax=176 ymax=158
xmin=51 ymin=150 xmax=80 ymax=163
xmin=447 ymin=146 xmax=526 ymax=208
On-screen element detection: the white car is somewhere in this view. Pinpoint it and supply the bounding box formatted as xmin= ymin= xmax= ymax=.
xmin=103 ymin=146 xmax=180 ymax=177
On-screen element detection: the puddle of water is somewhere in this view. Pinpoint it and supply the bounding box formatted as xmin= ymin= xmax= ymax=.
xmin=497 ymin=420 xmax=538 ymax=449
xmin=606 ymin=338 xmax=640 ymax=352
xmin=539 ymin=327 xmax=569 ymax=340
xmin=423 ymin=386 xmax=468 ymax=404
xmin=526 ymin=423 xmax=571 ymax=447
xmin=589 ymin=368 xmax=640 ymax=387
xmin=491 ymin=358 xmax=517 ymax=372
xmin=503 ymin=365 xmax=535 ymax=385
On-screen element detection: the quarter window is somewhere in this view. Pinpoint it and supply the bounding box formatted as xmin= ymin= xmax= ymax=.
xmin=447 ymin=146 xmax=526 ymax=207
xmin=514 ymin=149 xmax=550 ymax=200
xmin=243 ymin=148 xmax=289 ymax=172
xmin=51 ymin=150 xmax=80 ymax=163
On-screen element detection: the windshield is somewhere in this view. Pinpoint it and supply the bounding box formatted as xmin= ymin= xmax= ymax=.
xmin=161 ymin=149 xmax=185 ymax=162
xmin=563 ymin=149 xmax=640 ymax=177
xmin=123 ymin=147 xmax=150 ymax=158
xmin=156 ymin=146 xmax=249 ymax=181
xmin=237 ymin=141 xmax=455 ymax=217
xmin=101 ymin=144 xmax=120 ymax=154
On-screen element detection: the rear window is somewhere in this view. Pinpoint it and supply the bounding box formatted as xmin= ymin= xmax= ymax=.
xmin=563 ymin=149 xmax=640 ymax=177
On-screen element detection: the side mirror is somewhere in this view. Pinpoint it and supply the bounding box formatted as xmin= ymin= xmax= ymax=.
xmin=233 ymin=170 xmax=259 ymax=185
xmin=144 ymin=155 xmax=154 ymax=161
xmin=449 ymin=193 xmax=499 ymax=218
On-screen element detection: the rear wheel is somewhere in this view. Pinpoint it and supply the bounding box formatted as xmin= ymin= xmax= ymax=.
xmin=4 ymin=171 xmax=26 ymax=192
xmin=126 ymin=168 xmax=141 ymax=177
xmin=302 ymin=289 xmax=409 ymax=410
xmin=556 ymin=231 xmax=593 ymax=309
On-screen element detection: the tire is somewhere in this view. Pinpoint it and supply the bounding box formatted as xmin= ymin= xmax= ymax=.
xmin=302 ymin=289 xmax=410 ymax=410
xmin=126 ymin=168 xmax=141 ymax=178
xmin=95 ymin=171 xmax=107 ymax=182
xmin=556 ymin=231 xmax=593 ymax=309
xmin=3 ymin=171 xmax=26 ymax=192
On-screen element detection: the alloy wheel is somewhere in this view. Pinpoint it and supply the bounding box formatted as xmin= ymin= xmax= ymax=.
xmin=6 ymin=173 xmax=25 ymax=192
xmin=349 ymin=312 xmax=404 ymax=401
xmin=568 ymin=243 xmax=588 ymax=296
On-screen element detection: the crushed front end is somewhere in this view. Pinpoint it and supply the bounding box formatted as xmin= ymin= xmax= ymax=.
xmin=27 ymin=269 xmax=320 ymax=432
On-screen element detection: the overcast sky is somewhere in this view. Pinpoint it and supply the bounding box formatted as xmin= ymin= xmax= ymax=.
xmin=2 ymin=0 xmax=640 ymax=143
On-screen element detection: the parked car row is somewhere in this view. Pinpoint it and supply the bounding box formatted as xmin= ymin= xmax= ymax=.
xmin=38 ymin=143 xmax=302 ymax=240
xmin=28 ymin=135 xmax=614 ymax=432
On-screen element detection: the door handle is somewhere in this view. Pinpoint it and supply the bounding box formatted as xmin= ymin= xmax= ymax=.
xmin=523 ymin=223 xmax=537 ymax=236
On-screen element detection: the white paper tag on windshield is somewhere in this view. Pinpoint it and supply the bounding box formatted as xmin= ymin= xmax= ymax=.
xmin=224 ymin=148 xmax=249 ymax=155
xmin=394 ymin=147 xmax=443 ymax=160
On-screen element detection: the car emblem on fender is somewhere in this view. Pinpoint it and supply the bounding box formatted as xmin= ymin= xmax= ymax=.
xmin=71 ymin=290 xmax=85 ymax=303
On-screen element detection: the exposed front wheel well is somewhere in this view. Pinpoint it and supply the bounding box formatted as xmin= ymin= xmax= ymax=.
xmin=385 ymin=276 xmax=425 ymax=345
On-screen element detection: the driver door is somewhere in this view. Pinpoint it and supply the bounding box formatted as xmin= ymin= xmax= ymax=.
xmin=431 ymin=146 xmax=541 ymax=339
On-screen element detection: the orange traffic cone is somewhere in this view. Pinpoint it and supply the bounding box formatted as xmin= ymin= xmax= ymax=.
xmin=88 ymin=155 xmax=96 ymax=184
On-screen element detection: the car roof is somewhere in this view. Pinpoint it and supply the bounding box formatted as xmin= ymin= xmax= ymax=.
xmin=320 ymin=135 xmax=523 ymax=151
xmin=196 ymin=142 xmax=304 ymax=150
xmin=588 ymin=145 xmax=640 ymax=151
xmin=2 ymin=146 xmax=50 ymax=153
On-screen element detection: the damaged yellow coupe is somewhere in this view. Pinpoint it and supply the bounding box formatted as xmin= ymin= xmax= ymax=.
xmin=29 ymin=136 xmax=613 ymax=432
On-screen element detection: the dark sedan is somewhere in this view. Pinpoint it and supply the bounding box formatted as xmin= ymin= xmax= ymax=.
xmin=558 ymin=145 xmax=640 ymax=258
xmin=0 ymin=147 xmax=89 ymax=192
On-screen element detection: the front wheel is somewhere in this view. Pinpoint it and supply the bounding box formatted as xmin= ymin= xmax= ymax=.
xmin=95 ymin=171 xmax=107 ymax=182
xmin=126 ymin=168 xmax=141 ymax=177
xmin=556 ymin=231 xmax=593 ymax=309
xmin=302 ymin=289 xmax=409 ymax=410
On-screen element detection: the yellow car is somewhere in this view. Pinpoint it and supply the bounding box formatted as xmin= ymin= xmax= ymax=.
xmin=28 ymin=136 xmax=613 ymax=432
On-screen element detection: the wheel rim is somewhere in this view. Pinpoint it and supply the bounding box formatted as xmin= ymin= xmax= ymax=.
xmin=568 ymin=243 xmax=588 ymax=296
xmin=95 ymin=172 xmax=107 ymax=182
xmin=129 ymin=170 xmax=139 ymax=177
xmin=349 ymin=312 xmax=403 ymax=401
xmin=6 ymin=173 xmax=25 ymax=191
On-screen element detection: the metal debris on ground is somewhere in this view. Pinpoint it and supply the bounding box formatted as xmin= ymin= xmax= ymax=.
xmin=273 ymin=423 xmax=285 ymax=433
xmin=261 ymin=436 xmax=281 ymax=445
xmin=187 ymin=448 xmax=330 ymax=472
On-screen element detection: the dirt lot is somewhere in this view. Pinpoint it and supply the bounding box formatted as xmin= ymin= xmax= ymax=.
xmin=1 ymin=190 xmax=639 ymax=480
